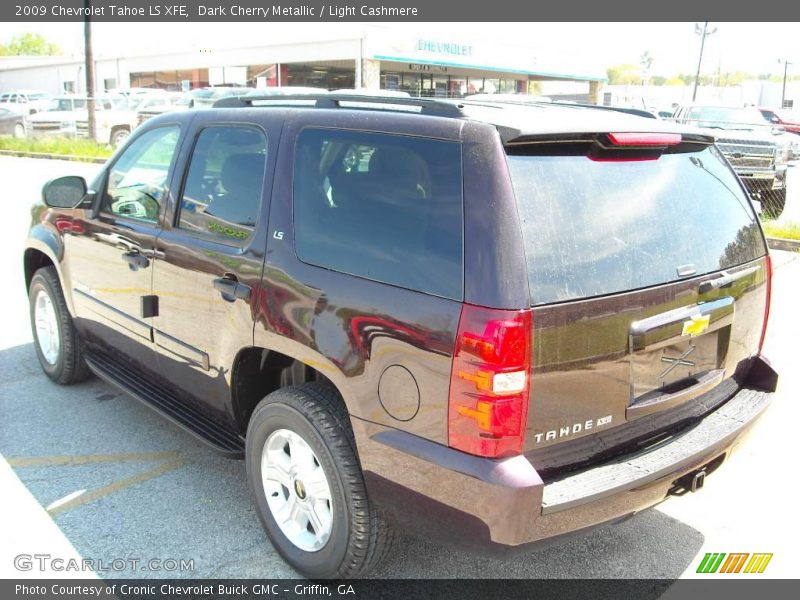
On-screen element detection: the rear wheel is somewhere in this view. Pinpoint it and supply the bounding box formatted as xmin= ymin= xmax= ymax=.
xmin=245 ymin=383 xmax=393 ymax=578
xmin=13 ymin=123 xmax=25 ymax=138
xmin=28 ymin=266 xmax=91 ymax=385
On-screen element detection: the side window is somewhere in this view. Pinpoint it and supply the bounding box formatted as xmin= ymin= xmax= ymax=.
xmin=293 ymin=128 xmax=464 ymax=300
xmin=178 ymin=126 xmax=267 ymax=243
xmin=102 ymin=126 xmax=180 ymax=223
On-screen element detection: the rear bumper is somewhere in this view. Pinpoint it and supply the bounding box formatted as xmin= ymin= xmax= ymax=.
xmin=353 ymin=370 xmax=774 ymax=553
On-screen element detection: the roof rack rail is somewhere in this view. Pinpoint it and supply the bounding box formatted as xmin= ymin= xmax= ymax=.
xmin=213 ymin=93 xmax=465 ymax=117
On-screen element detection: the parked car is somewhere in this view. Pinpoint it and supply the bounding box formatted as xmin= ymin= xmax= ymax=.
xmin=135 ymin=93 xmax=193 ymax=127
xmin=672 ymin=104 xmax=797 ymax=216
xmin=332 ymin=88 xmax=410 ymax=98
xmin=190 ymin=86 xmax=252 ymax=108
xmin=759 ymin=107 xmax=800 ymax=135
xmin=0 ymin=90 xmax=51 ymax=115
xmin=24 ymin=94 xmax=777 ymax=578
xmin=27 ymin=95 xmax=136 ymax=147
xmin=466 ymin=92 xmax=552 ymax=103
xmin=248 ymin=86 xmax=329 ymax=96
xmin=0 ymin=107 xmax=26 ymax=137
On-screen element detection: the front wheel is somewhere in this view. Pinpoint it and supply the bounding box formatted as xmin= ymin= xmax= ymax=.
xmin=13 ymin=122 xmax=25 ymax=138
xmin=245 ymin=383 xmax=393 ymax=578
xmin=110 ymin=127 xmax=130 ymax=148
xmin=28 ymin=266 xmax=91 ymax=384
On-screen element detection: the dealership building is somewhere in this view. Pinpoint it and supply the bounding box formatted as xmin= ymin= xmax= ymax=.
xmin=0 ymin=29 xmax=606 ymax=101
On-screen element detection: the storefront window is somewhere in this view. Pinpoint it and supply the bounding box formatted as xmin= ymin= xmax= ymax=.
xmin=130 ymin=69 xmax=209 ymax=90
xmin=285 ymin=65 xmax=354 ymax=90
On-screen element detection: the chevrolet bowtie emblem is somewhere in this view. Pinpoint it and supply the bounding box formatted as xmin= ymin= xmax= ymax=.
xmin=682 ymin=314 xmax=710 ymax=337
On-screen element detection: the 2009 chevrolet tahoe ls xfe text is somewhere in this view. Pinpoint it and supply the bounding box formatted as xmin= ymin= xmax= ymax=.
xmin=23 ymin=94 xmax=777 ymax=578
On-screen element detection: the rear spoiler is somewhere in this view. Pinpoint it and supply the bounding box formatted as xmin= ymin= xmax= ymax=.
xmin=502 ymin=131 xmax=716 ymax=147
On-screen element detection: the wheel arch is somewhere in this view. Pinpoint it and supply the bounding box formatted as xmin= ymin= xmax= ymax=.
xmin=231 ymin=345 xmax=348 ymax=436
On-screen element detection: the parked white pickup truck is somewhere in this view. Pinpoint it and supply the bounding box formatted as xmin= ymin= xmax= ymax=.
xmin=27 ymin=95 xmax=136 ymax=147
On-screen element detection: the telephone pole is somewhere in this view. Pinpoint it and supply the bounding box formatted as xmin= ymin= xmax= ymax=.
xmin=84 ymin=0 xmax=97 ymax=143
xmin=692 ymin=22 xmax=717 ymax=102
xmin=779 ymin=59 xmax=793 ymax=109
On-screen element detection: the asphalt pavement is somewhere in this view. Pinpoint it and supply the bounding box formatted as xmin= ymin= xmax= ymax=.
xmin=0 ymin=155 xmax=798 ymax=580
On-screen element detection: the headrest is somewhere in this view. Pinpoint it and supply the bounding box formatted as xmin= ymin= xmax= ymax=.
xmin=367 ymin=146 xmax=429 ymax=198
xmin=220 ymin=153 xmax=265 ymax=198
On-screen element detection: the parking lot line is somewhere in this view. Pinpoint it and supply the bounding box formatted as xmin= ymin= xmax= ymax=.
xmin=45 ymin=455 xmax=188 ymax=516
xmin=7 ymin=450 xmax=180 ymax=468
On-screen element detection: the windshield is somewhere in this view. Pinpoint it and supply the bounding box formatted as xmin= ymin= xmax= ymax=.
xmin=507 ymin=145 xmax=766 ymax=305
xmin=687 ymin=106 xmax=769 ymax=128
xmin=48 ymin=98 xmax=86 ymax=111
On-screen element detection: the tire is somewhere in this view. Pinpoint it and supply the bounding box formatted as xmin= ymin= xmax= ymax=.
xmin=28 ymin=266 xmax=91 ymax=385
xmin=246 ymin=382 xmax=393 ymax=578
xmin=13 ymin=122 xmax=25 ymax=138
xmin=763 ymin=187 xmax=787 ymax=219
xmin=110 ymin=127 xmax=130 ymax=148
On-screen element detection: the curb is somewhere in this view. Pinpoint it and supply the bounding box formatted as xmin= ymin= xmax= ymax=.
xmin=767 ymin=237 xmax=800 ymax=252
xmin=0 ymin=149 xmax=107 ymax=164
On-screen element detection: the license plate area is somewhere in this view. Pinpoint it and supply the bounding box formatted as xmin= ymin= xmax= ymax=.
xmin=631 ymin=332 xmax=722 ymax=400
xmin=628 ymin=297 xmax=734 ymax=419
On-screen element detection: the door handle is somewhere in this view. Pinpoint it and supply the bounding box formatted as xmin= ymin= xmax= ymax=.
xmin=121 ymin=251 xmax=150 ymax=271
xmin=213 ymin=276 xmax=251 ymax=303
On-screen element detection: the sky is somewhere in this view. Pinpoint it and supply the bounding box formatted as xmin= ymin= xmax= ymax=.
xmin=1 ymin=21 xmax=797 ymax=78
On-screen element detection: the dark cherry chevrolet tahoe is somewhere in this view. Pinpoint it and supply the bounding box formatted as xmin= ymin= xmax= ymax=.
xmin=23 ymin=94 xmax=778 ymax=577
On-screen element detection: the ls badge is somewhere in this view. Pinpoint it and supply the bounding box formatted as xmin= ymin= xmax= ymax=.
xmin=682 ymin=314 xmax=710 ymax=337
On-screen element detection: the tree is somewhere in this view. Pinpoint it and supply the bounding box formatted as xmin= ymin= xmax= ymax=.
xmin=606 ymin=63 xmax=642 ymax=85
xmin=665 ymin=76 xmax=687 ymax=86
xmin=0 ymin=33 xmax=62 ymax=56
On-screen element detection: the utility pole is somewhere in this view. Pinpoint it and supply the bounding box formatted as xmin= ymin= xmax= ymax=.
xmin=692 ymin=22 xmax=717 ymax=102
xmin=779 ymin=59 xmax=793 ymax=108
xmin=84 ymin=0 xmax=97 ymax=143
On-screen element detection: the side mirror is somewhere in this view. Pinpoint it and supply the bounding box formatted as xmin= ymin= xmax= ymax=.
xmin=42 ymin=176 xmax=87 ymax=209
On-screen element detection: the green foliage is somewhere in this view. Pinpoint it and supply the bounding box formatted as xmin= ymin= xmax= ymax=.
xmin=0 ymin=136 xmax=111 ymax=161
xmin=606 ymin=63 xmax=642 ymax=85
xmin=0 ymin=33 xmax=62 ymax=56
xmin=609 ymin=67 xmax=799 ymax=88
xmin=762 ymin=220 xmax=800 ymax=241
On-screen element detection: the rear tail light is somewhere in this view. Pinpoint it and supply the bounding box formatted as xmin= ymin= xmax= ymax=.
xmin=758 ymin=254 xmax=772 ymax=355
xmin=448 ymin=304 xmax=533 ymax=458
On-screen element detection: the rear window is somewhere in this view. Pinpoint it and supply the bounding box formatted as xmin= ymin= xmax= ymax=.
xmin=293 ymin=128 xmax=464 ymax=299
xmin=507 ymin=144 xmax=766 ymax=305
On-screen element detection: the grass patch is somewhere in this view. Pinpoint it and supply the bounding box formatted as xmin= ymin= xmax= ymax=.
xmin=0 ymin=136 xmax=112 ymax=161
xmin=762 ymin=220 xmax=800 ymax=241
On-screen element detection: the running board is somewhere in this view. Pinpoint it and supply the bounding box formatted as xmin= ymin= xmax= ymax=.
xmin=85 ymin=352 xmax=245 ymax=458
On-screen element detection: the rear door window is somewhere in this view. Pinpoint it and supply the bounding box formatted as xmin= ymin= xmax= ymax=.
xmin=507 ymin=144 xmax=766 ymax=305
xmin=293 ymin=128 xmax=463 ymax=300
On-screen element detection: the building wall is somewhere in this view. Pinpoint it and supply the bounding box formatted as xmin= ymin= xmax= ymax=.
xmin=0 ymin=33 xmax=604 ymax=97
